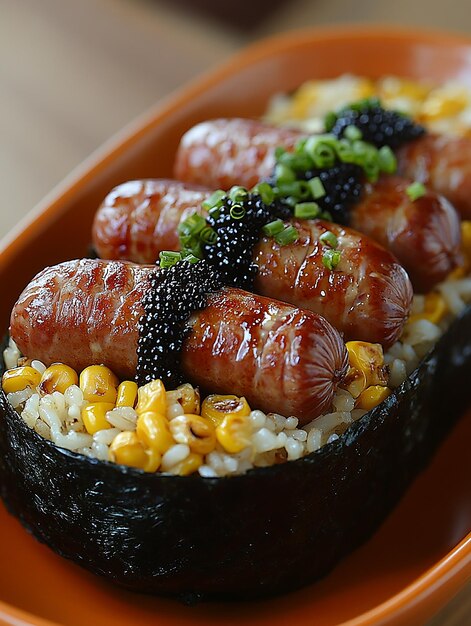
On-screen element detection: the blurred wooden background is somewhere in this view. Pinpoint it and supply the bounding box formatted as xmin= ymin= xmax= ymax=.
xmin=1 ymin=0 xmax=471 ymax=622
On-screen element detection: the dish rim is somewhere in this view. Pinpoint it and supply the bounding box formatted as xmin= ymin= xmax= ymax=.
xmin=1 ymin=23 xmax=471 ymax=626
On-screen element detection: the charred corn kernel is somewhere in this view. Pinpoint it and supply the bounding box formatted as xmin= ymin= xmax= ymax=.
xmin=39 ymin=363 xmax=78 ymax=395
xmin=341 ymin=366 xmax=368 ymax=399
xmin=216 ymin=413 xmax=252 ymax=454
xmin=82 ymin=402 xmax=115 ymax=434
xmin=408 ymin=292 xmax=448 ymax=325
xmin=177 ymin=383 xmax=200 ymax=415
xmin=355 ymin=385 xmax=391 ymax=410
xmin=169 ymin=414 xmax=216 ymax=455
xmin=2 ymin=366 xmax=41 ymax=394
xmin=201 ymin=394 xmax=251 ymax=428
xmin=346 ymin=341 xmax=388 ymax=387
xmin=421 ymin=89 xmax=468 ymax=120
xmin=168 ymin=452 xmax=203 ymax=476
xmin=136 ymin=411 xmax=174 ymax=454
xmin=109 ymin=431 xmax=161 ymax=471
xmin=116 ymin=381 xmax=138 ymax=408
xmin=136 ymin=379 xmax=166 ymax=416
xmin=79 ymin=365 xmax=119 ymax=404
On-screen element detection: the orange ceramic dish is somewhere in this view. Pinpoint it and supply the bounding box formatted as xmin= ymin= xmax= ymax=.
xmin=1 ymin=25 xmax=471 ymax=626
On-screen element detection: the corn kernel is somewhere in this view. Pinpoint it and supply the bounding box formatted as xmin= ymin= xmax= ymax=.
xmin=356 ymin=385 xmax=391 ymax=410
xmin=82 ymin=402 xmax=115 ymax=434
xmin=169 ymin=414 xmax=216 ymax=455
xmin=421 ymin=89 xmax=468 ymax=121
xmin=461 ymin=221 xmax=471 ymax=268
xmin=346 ymin=341 xmax=388 ymax=386
xmin=39 ymin=363 xmax=78 ymax=395
xmin=201 ymin=394 xmax=251 ymax=428
xmin=177 ymin=383 xmax=200 ymax=415
xmin=136 ymin=379 xmax=166 ymax=416
xmin=109 ymin=431 xmax=159 ymax=471
xmin=216 ymin=413 xmax=252 ymax=454
xmin=341 ymin=366 xmax=368 ymax=399
xmin=2 ymin=366 xmax=41 ymax=394
xmin=136 ymin=411 xmax=174 ymax=454
xmin=79 ymin=365 xmax=119 ymax=404
xmin=116 ymin=380 xmax=138 ymax=408
xmin=408 ymin=292 xmax=448 ymax=325
xmin=168 ymin=452 xmax=203 ymax=476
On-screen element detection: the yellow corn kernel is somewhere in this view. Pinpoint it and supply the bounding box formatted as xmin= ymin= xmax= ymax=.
xmin=169 ymin=414 xmax=216 ymax=455
xmin=79 ymin=365 xmax=119 ymax=404
xmin=346 ymin=341 xmax=388 ymax=387
xmin=2 ymin=366 xmax=41 ymax=394
xmin=216 ymin=413 xmax=252 ymax=454
xmin=421 ymin=89 xmax=468 ymax=121
xmin=39 ymin=363 xmax=78 ymax=395
xmin=81 ymin=402 xmax=115 ymax=434
xmin=136 ymin=411 xmax=174 ymax=454
xmin=356 ymin=385 xmax=391 ymax=410
xmin=341 ymin=366 xmax=368 ymax=399
xmin=378 ymin=76 xmax=430 ymax=102
xmin=448 ymin=266 xmax=467 ymax=280
xmin=177 ymin=383 xmax=200 ymax=415
xmin=201 ymin=394 xmax=251 ymax=428
xmin=136 ymin=379 xmax=166 ymax=416
xmin=169 ymin=452 xmax=203 ymax=476
xmin=408 ymin=292 xmax=448 ymax=325
xmin=116 ymin=380 xmax=138 ymax=408
xmin=109 ymin=431 xmax=160 ymax=472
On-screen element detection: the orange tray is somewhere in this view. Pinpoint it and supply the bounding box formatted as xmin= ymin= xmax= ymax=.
xmin=1 ymin=25 xmax=471 ymax=626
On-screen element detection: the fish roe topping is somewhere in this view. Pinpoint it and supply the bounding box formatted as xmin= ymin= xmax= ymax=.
xmin=325 ymin=98 xmax=426 ymax=149
xmin=136 ymin=260 xmax=223 ymax=388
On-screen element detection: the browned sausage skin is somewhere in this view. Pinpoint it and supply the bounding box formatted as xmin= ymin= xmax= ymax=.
xmin=352 ymin=176 xmax=462 ymax=293
xmin=397 ymin=133 xmax=471 ymax=219
xmin=92 ymin=180 xmax=211 ymax=262
xmin=10 ymin=259 xmax=349 ymax=424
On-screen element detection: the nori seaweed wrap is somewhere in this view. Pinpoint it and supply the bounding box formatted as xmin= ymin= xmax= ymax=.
xmin=0 ymin=304 xmax=470 ymax=601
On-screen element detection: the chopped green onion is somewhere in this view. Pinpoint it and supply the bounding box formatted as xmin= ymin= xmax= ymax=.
xmin=274 ymin=146 xmax=286 ymax=159
xmin=275 ymin=163 xmax=296 ymax=184
xmin=262 ymin=219 xmax=284 ymax=237
xmin=159 ymin=251 xmax=182 ymax=269
xmin=307 ymin=177 xmax=326 ymax=200
xmin=252 ymin=182 xmax=275 ymax=205
xmin=320 ymin=210 xmax=333 ymax=221
xmin=324 ymin=111 xmax=338 ymax=132
xmin=229 ymin=204 xmax=246 ymax=220
xmin=178 ymin=213 xmax=207 ymax=237
xmin=275 ymin=225 xmax=299 ymax=246
xmin=378 ymin=145 xmax=397 ymax=174
xmin=335 ymin=139 xmax=356 ymax=163
xmin=202 ymin=189 xmax=226 ymax=211
xmin=229 ymin=186 xmax=248 ymax=203
xmin=200 ymin=226 xmax=217 ymax=244
xmin=208 ymin=206 xmax=220 ymax=220
xmin=319 ymin=231 xmax=338 ymax=248
xmin=294 ymin=202 xmax=320 ymax=219
xmin=304 ymin=136 xmax=336 ymax=168
xmin=406 ymin=181 xmax=427 ymax=201
xmin=276 ymin=181 xmax=307 ymax=198
xmin=344 ymin=125 xmax=363 ymax=141
xmin=322 ymin=249 xmax=342 ymax=270
xmin=181 ymin=253 xmax=200 ymax=264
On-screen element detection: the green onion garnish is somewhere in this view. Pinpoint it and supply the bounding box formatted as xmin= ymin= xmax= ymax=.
xmin=274 ymin=225 xmax=299 ymax=246
xmin=275 ymin=163 xmax=296 ymax=184
xmin=319 ymin=231 xmax=338 ymax=248
xmin=229 ymin=204 xmax=246 ymax=220
xmin=406 ymin=181 xmax=427 ymax=201
xmin=200 ymin=226 xmax=218 ymax=244
xmin=159 ymin=251 xmax=182 ymax=268
xmin=252 ymin=182 xmax=275 ymax=205
xmin=294 ymin=202 xmax=320 ymax=219
xmin=378 ymin=145 xmax=397 ymax=174
xmin=202 ymin=189 xmax=226 ymax=211
xmin=344 ymin=125 xmax=362 ymax=141
xmin=181 ymin=253 xmax=200 ymax=264
xmin=322 ymin=249 xmax=341 ymax=270
xmin=208 ymin=206 xmax=220 ymax=220
xmin=178 ymin=213 xmax=207 ymax=237
xmin=262 ymin=219 xmax=284 ymax=237
xmin=307 ymin=177 xmax=326 ymax=200
xmin=229 ymin=186 xmax=248 ymax=203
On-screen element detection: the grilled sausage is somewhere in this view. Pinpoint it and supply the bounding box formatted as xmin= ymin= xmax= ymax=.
xmin=92 ymin=179 xmax=210 ymax=262
xmin=352 ymin=176 xmax=462 ymax=293
xmin=397 ymin=133 xmax=471 ymax=219
xmin=92 ymin=182 xmax=413 ymax=346
xmin=174 ymin=118 xmax=462 ymax=290
xmin=10 ymin=259 xmax=349 ymax=423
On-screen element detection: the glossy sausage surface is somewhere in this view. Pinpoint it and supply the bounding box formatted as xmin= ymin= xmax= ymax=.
xmin=397 ymin=133 xmax=471 ymax=219
xmin=10 ymin=259 xmax=349 ymax=423
xmin=352 ymin=176 xmax=462 ymax=292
